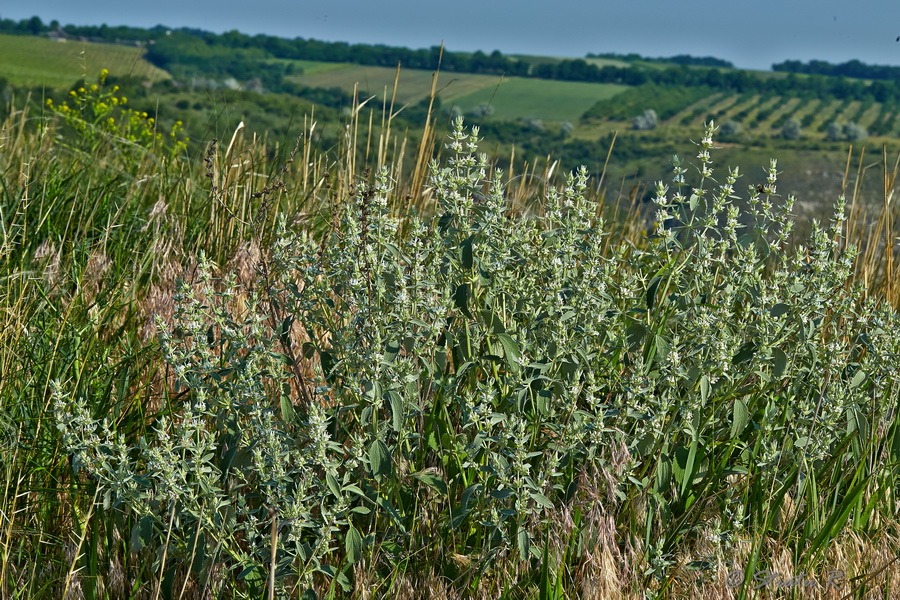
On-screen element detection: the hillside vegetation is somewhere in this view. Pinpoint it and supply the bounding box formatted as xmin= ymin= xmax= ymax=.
xmin=286 ymin=61 xmax=626 ymax=121
xmin=0 ymin=33 xmax=168 ymax=88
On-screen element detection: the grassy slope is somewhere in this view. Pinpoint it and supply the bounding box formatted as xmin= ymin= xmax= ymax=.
xmin=447 ymin=77 xmax=627 ymax=121
xmin=287 ymin=60 xmax=627 ymax=121
xmin=0 ymin=33 xmax=169 ymax=88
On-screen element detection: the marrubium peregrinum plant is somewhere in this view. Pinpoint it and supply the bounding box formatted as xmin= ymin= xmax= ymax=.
xmin=54 ymin=119 xmax=900 ymax=597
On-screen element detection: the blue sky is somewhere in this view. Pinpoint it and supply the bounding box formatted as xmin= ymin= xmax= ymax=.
xmin=3 ymin=0 xmax=899 ymax=71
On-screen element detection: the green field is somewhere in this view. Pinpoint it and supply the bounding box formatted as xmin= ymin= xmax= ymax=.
xmin=447 ymin=77 xmax=627 ymax=120
xmin=287 ymin=60 xmax=627 ymax=121
xmin=287 ymin=62 xmax=501 ymax=105
xmin=0 ymin=33 xmax=169 ymax=88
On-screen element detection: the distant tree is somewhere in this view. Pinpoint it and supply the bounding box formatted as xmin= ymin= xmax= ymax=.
xmin=826 ymin=121 xmax=844 ymax=142
xmin=560 ymin=121 xmax=574 ymax=137
xmin=632 ymin=109 xmax=658 ymax=130
xmin=720 ymin=120 xmax=741 ymax=138
xmin=781 ymin=118 xmax=801 ymax=140
xmin=470 ymin=103 xmax=495 ymax=118
xmin=25 ymin=16 xmax=44 ymax=35
xmin=826 ymin=121 xmax=868 ymax=142
xmin=843 ymin=122 xmax=868 ymax=141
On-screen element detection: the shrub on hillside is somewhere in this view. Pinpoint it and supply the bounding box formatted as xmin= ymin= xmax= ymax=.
xmin=470 ymin=102 xmax=495 ymax=118
xmin=632 ymin=108 xmax=658 ymax=130
xmin=781 ymin=117 xmax=802 ymax=140
xmin=826 ymin=120 xmax=868 ymax=142
xmin=719 ymin=120 xmax=741 ymax=139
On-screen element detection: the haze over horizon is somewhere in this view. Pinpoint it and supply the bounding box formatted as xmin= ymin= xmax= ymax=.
xmin=3 ymin=0 xmax=899 ymax=72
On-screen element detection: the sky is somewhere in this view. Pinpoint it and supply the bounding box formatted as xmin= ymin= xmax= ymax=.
xmin=2 ymin=0 xmax=899 ymax=71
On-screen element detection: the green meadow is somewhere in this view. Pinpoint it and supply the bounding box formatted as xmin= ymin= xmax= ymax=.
xmin=0 ymin=33 xmax=169 ymax=88
xmin=287 ymin=60 xmax=627 ymax=121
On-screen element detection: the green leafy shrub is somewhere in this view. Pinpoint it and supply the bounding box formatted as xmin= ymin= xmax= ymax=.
xmin=54 ymin=119 xmax=900 ymax=597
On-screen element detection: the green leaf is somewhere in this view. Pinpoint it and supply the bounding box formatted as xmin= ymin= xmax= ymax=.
xmin=279 ymin=316 xmax=294 ymax=346
xmin=453 ymin=283 xmax=472 ymax=318
xmin=529 ymin=491 xmax=554 ymax=509
xmin=280 ymin=396 xmax=295 ymax=424
xmin=847 ymin=406 xmax=869 ymax=447
xmin=495 ymin=333 xmax=522 ymax=373
xmin=646 ymin=275 xmax=662 ymax=310
xmin=129 ymin=515 xmax=153 ymax=553
xmin=699 ymin=375 xmax=709 ymax=403
xmin=731 ymin=398 xmax=750 ymax=438
xmin=655 ymin=454 xmax=672 ymax=494
xmin=301 ymin=588 xmax=318 ymax=600
xmin=672 ymin=448 xmax=686 ymax=486
xmin=653 ymin=334 xmax=670 ymax=362
xmin=489 ymin=487 xmax=514 ymax=500
xmin=335 ymin=569 xmax=353 ymax=592
xmin=460 ymin=235 xmax=475 ymax=269
xmin=271 ymin=352 xmax=294 ymax=366
xmin=326 ymin=472 xmax=341 ymax=498
xmin=769 ymin=303 xmax=790 ymax=317
xmin=451 ymin=484 xmax=482 ymax=529
xmin=681 ymin=440 xmax=701 ymax=498
xmin=188 ymin=531 xmax=206 ymax=575
xmin=517 ymin=528 xmax=530 ymax=562
xmin=368 ymin=439 xmax=392 ymax=478
xmin=732 ymin=341 xmax=757 ymax=365
xmin=625 ymin=323 xmax=646 ymax=350
xmin=850 ymin=370 xmax=866 ymax=389
xmin=345 ymin=525 xmax=363 ymax=564
xmin=411 ymin=470 xmax=447 ymax=495
xmin=387 ymin=390 xmax=404 ymax=432
xmin=479 ymin=309 xmax=506 ymax=334
xmin=772 ymin=347 xmax=787 ymax=378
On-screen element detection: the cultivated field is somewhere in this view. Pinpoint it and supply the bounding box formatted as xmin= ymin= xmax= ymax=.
xmin=0 ymin=33 xmax=170 ymax=88
xmin=286 ymin=60 xmax=627 ymax=121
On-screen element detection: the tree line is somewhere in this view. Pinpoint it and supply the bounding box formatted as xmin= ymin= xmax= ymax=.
xmin=773 ymin=58 xmax=900 ymax=82
xmin=6 ymin=15 xmax=900 ymax=106
xmin=533 ymin=59 xmax=900 ymax=103
xmin=0 ymin=16 xmax=529 ymax=77
xmin=586 ymin=52 xmax=734 ymax=68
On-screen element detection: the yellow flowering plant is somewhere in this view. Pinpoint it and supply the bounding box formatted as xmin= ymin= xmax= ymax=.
xmin=46 ymin=68 xmax=188 ymax=157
